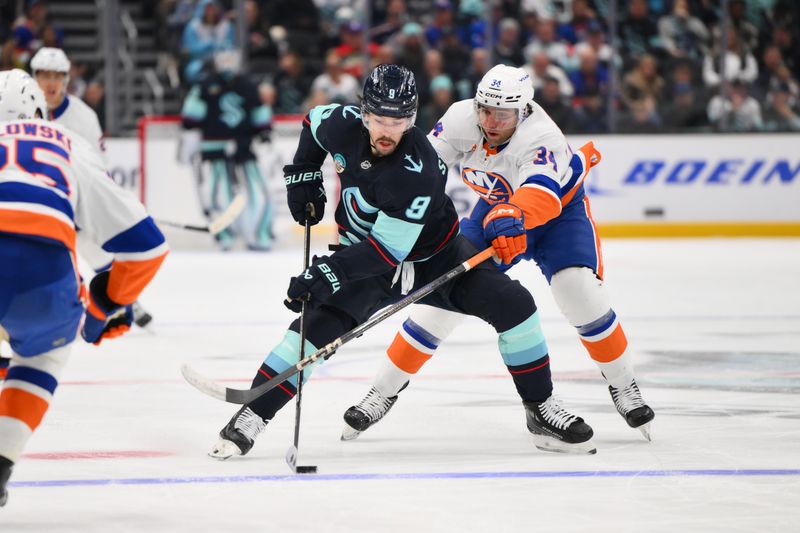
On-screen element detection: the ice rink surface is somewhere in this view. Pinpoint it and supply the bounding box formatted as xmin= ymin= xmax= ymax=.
xmin=2 ymin=238 xmax=799 ymax=532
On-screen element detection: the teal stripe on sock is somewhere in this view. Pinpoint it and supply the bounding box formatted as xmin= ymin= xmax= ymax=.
xmin=498 ymin=312 xmax=549 ymax=367
xmin=263 ymin=330 xmax=320 ymax=386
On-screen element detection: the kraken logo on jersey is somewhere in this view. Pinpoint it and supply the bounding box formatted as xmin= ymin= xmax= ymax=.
xmin=219 ymin=92 xmax=246 ymax=128
xmin=461 ymin=168 xmax=513 ymax=203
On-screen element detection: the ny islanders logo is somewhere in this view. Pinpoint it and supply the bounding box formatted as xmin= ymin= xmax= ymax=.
xmin=461 ymin=168 xmax=513 ymax=203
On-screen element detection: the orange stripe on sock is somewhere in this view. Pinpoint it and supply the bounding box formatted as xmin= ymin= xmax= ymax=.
xmin=387 ymin=333 xmax=432 ymax=374
xmin=581 ymin=323 xmax=628 ymax=363
xmin=0 ymin=387 xmax=50 ymax=431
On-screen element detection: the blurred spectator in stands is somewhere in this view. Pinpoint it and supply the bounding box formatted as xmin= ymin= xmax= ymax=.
xmin=334 ymin=21 xmax=379 ymax=80
xmin=621 ymin=54 xmax=664 ymax=113
xmin=536 ymin=76 xmax=575 ymax=132
xmin=371 ymin=0 xmax=408 ymax=45
xmin=580 ymin=21 xmax=614 ymax=69
xmin=571 ymin=87 xmax=607 ymax=132
xmin=525 ymin=51 xmax=574 ymax=100
xmin=707 ymin=80 xmax=763 ymax=132
xmin=181 ymin=0 xmax=235 ymax=84
xmin=494 ymin=18 xmax=524 ymax=67
xmin=83 ymin=79 xmax=105 ymax=131
xmin=272 ymin=49 xmax=314 ymax=114
xmin=373 ymin=44 xmax=397 ymax=70
xmin=523 ymin=18 xmax=571 ymax=72
xmin=245 ymin=0 xmax=278 ymax=61
xmin=418 ymin=49 xmax=445 ymax=108
xmin=425 ymin=0 xmax=455 ymax=48
xmin=755 ymin=45 xmax=785 ymax=99
xmin=259 ymin=81 xmax=276 ymax=107
xmin=455 ymin=47 xmax=490 ymax=100
xmin=721 ymin=0 xmax=759 ymax=55
xmin=264 ymin=0 xmax=320 ymax=36
xmin=762 ymin=82 xmax=800 ymax=131
xmin=419 ymin=74 xmax=454 ymax=132
xmin=395 ymin=22 xmax=427 ymax=79
xmin=658 ymin=0 xmax=710 ymax=63
xmin=2 ymin=0 xmax=62 ymax=69
xmin=520 ymin=0 xmax=574 ymax=25
xmin=455 ymin=0 xmax=486 ymax=49
xmin=661 ymin=76 xmax=709 ymax=132
xmin=439 ymin=25 xmax=471 ymax=83
xmin=569 ymin=46 xmax=608 ymax=101
xmin=618 ymin=0 xmax=663 ymax=66
xmin=618 ymin=101 xmax=661 ymax=133
xmin=309 ymin=50 xmax=359 ymax=106
xmin=559 ymin=0 xmax=599 ymax=45
xmin=768 ymin=25 xmax=800 ymax=80
xmin=703 ymin=29 xmax=758 ymax=88
xmin=67 ymin=62 xmax=87 ymax=99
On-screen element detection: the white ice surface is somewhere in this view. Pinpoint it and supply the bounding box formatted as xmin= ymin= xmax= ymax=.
xmin=2 ymin=239 xmax=799 ymax=532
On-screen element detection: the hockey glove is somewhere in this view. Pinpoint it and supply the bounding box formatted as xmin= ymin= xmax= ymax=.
xmin=483 ymin=202 xmax=527 ymax=265
xmin=284 ymin=163 xmax=326 ymax=226
xmin=285 ymin=256 xmax=345 ymax=312
xmin=81 ymin=271 xmax=134 ymax=345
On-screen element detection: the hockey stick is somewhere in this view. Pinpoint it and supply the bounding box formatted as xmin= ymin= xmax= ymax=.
xmin=156 ymin=194 xmax=246 ymax=235
xmin=181 ymin=246 xmax=496 ymax=405
xmin=285 ymin=205 xmax=317 ymax=474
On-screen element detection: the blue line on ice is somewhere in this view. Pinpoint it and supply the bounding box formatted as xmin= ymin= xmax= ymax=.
xmin=11 ymin=469 xmax=800 ymax=488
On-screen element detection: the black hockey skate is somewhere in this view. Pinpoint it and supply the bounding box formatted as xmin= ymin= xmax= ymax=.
xmin=341 ymin=387 xmax=401 ymax=441
xmin=0 ymin=456 xmax=12 ymax=508
xmin=208 ymin=406 xmax=267 ymax=460
xmin=524 ymin=397 xmax=596 ymax=454
xmin=132 ymin=301 xmax=153 ymax=328
xmin=609 ymin=380 xmax=655 ymax=441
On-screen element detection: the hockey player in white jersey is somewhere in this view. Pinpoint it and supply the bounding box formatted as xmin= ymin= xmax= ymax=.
xmin=0 ymin=70 xmax=168 ymax=507
xmin=342 ymin=64 xmax=655 ymax=444
xmin=30 ymin=47 xmax=154 ymax=328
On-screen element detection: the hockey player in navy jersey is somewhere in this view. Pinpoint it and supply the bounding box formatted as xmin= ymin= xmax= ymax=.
xmin=0 ymin=70 xmax=168 ymax=507
xmin=181 ymin=49 xmax=274 ymax=250
xmin=208 ymin=64 xmax=596 ymax=460
xmin=342 ymin=64 xmax=655 ymax=443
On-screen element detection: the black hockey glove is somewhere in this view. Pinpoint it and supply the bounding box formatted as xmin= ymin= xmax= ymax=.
xmin=285 ymin=256 xmax=345 ymax=312
xmin=284 ymin=163 xmax=326 ymax=226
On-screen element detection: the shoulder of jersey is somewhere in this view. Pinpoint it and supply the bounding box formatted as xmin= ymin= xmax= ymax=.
xmin=507 ymin=102 xmax=565 ymax=155
xmin=431 ymin=99 xmax=481 ymax=146
xmin=65 ymin=94 xmax=97 ymax=116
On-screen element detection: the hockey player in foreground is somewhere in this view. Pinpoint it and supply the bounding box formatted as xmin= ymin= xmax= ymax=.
xmin=342 ymin=65 xmax=654 ymax=443
xmin=31 ymin=47 xmax=155 ymax=327
xmin=209 ymin=64 xmax=596 ymax=460
xmin=0 ymin=70 xmax=168 ymax=507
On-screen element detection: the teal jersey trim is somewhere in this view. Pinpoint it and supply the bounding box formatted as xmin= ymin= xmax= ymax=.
xmin=251 ymin=104 xmax=272 ymax=128
xmin=498 ymin=312 xmax=549 ymax=367
xmin=263 ymin=330 xmax=320 ymax=387
xmin=181 ymin=86 xmax=207 ymax=121
xmin=308 ymin=103 xmax=340 ymax=151
xmin=371 ymin=211 xmax=424 ymax=262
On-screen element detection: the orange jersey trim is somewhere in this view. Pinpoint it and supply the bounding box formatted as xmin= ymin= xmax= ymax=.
xmin=107 ymin=253 xmax=168 ymax=305
xmin=0 ymin=208 xmax=75 ymax=251
xmin=509 ymin=187 xmax=562 ymax=229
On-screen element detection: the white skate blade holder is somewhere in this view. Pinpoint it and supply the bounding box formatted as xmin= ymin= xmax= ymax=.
xmin=208 ymin=438 xmax=243 ymax=460
xmin=530 ymin=434 xmax=598 ymax=455
xmin=340 ymin=424 xmax=362 ymax=441
xmin=638 ymin=422 xmax=652 ymax=442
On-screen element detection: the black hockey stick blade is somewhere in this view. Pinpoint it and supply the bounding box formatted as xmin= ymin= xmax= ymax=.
xmin=286 ymin=445 xmax=317 ymax=474
xmin=181 ymin=247 xmax=496 ymax=405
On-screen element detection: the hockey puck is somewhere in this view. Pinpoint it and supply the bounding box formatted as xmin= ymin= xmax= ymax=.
xmin=295 ymin=465 xmax=317 ymax=474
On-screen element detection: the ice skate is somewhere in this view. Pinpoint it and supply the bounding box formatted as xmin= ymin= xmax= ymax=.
xmin=131 ymin=301 xmax=153 ymax=328
xmin=524 ymin=397 xmax=596 ymax=454
xmin=341 ymin=387 xmax=400 ymax=441
xmin=609 ymin=380 xmax=655 ymax=441
xmin=209 ymin=406 xmax=267 ymax=460
xmin=0 ymin=457 xmax=12 ymax=508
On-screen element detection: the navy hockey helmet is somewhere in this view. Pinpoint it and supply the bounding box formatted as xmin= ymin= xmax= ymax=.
xmin=361 ymin=64 xmax=418 ymax=120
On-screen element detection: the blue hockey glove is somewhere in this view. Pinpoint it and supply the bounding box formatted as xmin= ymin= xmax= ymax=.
xmin=284 ymin=163 xmax=326 ymax=226
xmin=285 ymin=256 xmax=345 ymax=312
xmin=483 ymin=202 xmax=527 ymax=265
xmin=81 ymin=271 xmax=134 ymax=345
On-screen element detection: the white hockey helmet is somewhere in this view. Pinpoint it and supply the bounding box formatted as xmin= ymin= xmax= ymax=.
xmin=0 ymin=69 xmax=48 ymax=121
xmin=474 ymin=64 xmax=535 ymax=123
xmin=31 ymin=47 xmax=71 ymax=75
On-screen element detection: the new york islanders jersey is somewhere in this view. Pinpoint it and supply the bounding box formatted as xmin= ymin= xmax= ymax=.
xmin=428 ymin=99 xmax=598 ymax=229
xmin=50 ymin=94 xmax=106 ymax=160
xmin=0 ymin=119 xmax=167 ymax=305
xmin=294 ymin=103 xmax=460 ymax=281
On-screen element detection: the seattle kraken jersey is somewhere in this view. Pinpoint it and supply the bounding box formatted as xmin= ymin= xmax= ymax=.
xmin=181 ymin=74 xmax=271 ymax=155
xmin=428 ymin=99 xmax=594 ymax=228
xmin=294 ymin=103 xmax=459 ymax=281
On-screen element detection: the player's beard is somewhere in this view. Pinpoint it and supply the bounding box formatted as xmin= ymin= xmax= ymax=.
xmin=370 ymin=136 xmax=397 ymax=157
